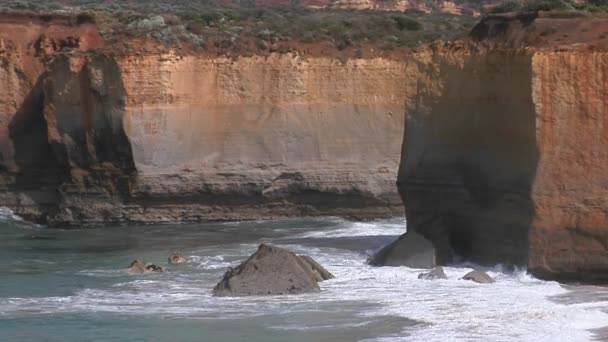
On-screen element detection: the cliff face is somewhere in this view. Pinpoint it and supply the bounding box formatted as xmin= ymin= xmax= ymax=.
xmin=400 ymin=15 xmax=608 ymax=281
xmin=530 ymin=51 xmax=608 ymax=280
xmin=98 ymin=53 xmax=405 ymax=225
xmin=0 ymin=15 xmax=406 ymax=225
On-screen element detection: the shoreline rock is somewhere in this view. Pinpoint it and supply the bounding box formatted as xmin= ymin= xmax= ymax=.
xmin=462 ymin=271 xmax=494 ymax=284
xmin=213 ymin=244 xmax=333 ymax=297
xmin=418 ymin=267 xmax=448 ymax=280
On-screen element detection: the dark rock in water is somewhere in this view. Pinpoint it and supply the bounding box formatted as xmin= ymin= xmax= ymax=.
xmin=367 ymin=231 xmax=436 ymax=268
xmin=462 ymin=271 xmax=495 ymax=284
xmin=168 ymin=253 xmax=190 ymax=264
xmin=418 ymin=267 xmax=447 ymax=280
xmin=213 ymin=244 xmax=333 ymax=297
xmin=145 ymin=264 xmax=163 ymax=273
xmin=299 ymin=255 xmax=335 ymax=281
xmin=127 ymin=260 xmax=163 ymax=273
xmin=127 ymin=260 xmax=146 ymax=273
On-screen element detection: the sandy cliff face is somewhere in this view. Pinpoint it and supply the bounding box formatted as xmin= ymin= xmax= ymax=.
xmin=0 ymin=15 xmax=406 ymax=225
xmin=530 ymin=51 xmax=608 ymax=280
xmin=101 ymin=53 xmax=405 ymax=224
xmin=400 ymin=15 xmax=608 ymax=281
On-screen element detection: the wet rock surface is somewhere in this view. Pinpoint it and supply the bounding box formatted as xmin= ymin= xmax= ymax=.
xmin=462 ymin=271 xmax=495 ymax=284
xmin=213 ymin=244 xmax=333 ymax=297
xmin=168 ymin=253 xmax=190 ymax=264
xmin=418 ymin=267 xmax=448 ymax=280
xmin=127 ymin=260 xmax=163 ymax=273
xmin=127 ymin=260 xmax=146 ymax=273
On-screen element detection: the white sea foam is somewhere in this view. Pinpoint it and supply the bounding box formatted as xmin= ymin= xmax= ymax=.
xmin=296 ymin=218 xmax=406 ymax=238
xmin=0 ymin=206 xmax=30 ymax=224
xmin=1 ymin=219 xmax=607 ymax=341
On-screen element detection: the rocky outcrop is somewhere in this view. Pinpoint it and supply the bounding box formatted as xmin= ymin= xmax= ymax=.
xmin=213 ymin=244 xmax=334 ymax=297
xmin=0 ymin=14 xmax=406 ymax=226
xmin=399 ymin=14 xmax=608 ymax=281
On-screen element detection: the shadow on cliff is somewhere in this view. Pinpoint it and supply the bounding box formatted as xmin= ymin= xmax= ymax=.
xmin=398 ymin=51 xmax=539 ymax=267
xmin=6 ymin=74 xmax=66 ymax=223
xmin=6 ymin=55 xmax=137 ymax=225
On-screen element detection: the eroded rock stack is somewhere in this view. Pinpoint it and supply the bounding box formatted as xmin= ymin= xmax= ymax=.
xmin=398 ymin=13 xmax=608 ymax=281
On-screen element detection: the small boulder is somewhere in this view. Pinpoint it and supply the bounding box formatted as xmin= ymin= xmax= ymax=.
xmin=145 ymin=264 xmax=164 ymax=273
xmin=462 ymin=271 xmax=495 ymax=284
xmin=168 ymin=253 xmax=190 ymax=264
xmin=418 ymin=267 xmax=448 ymax=280
xmin=368 ymin=231 xmax=436 ymax=268
xmin=127 ymin=260 xmax=163 ymax=273
xmin=127 ymin=260 xmax=146 ymax=273
xmin=213 ymin=244 xmax=333 ymax=297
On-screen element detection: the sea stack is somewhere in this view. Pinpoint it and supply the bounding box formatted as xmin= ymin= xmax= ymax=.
xmin=398 ymin=13 xmax=608 ymax=281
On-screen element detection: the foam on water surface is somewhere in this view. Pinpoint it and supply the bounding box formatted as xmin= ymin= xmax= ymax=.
xmin=1 ymin=215 xmax=607 ymax=342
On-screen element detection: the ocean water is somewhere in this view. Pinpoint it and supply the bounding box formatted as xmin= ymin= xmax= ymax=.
xmin=1 ymin=212 xmax=607 ymax=342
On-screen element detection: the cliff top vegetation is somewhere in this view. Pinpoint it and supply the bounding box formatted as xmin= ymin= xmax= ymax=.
xmin=0 ymin=0 xmax=481 ymax=57
xmin=1 ymin=0 xmax=607 ymax=57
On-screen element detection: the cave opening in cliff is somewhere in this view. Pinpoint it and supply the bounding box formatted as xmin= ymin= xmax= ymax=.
xmin=8 ymin=75 xmax=64 ymax=177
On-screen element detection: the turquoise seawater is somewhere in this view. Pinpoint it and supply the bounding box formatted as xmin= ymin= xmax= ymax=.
xmin=1 ymin=214 xmax=607 ymax=342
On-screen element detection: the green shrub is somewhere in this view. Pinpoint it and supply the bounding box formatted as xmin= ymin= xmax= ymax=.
xmin=524 ymin=0 xmax=574 ymax=12
xmin=392 ymin=15 xmax=422 ymax=31
xmin=490 ymin=1 xmax=522 ymax=13
xmin=0 ymin=0 xmax=481 ymax=52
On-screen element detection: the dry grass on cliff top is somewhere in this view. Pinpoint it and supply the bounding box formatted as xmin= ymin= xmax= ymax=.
xmin=0 ymin=1 xmax=479 ymax=58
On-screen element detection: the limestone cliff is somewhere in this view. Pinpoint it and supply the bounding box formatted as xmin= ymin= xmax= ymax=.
xmin=400 ymin=13 xmax=608 ymax=281
xmin=0 ymin=14 xmax=406 ymax=226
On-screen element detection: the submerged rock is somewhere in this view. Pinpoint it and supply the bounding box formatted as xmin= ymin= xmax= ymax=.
xmin=462 ymin=271 xmax=495 ymax=284
xmin=127 ymin=260 xmax=163 ymax=273
xmin=168 ymin=253 xmax=190 ymax=264
xmin=418 ymin=267 xmax=447 ymax=280
xmin=213 ymin=244 xmax=333 ymax=297
xmin=367 ymin=231 xmax=436 ymax=268
xmin=127 ymin=260 xmax=146 ymax=273
xmin=145 ymin=264 xmax=164 ymax=273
